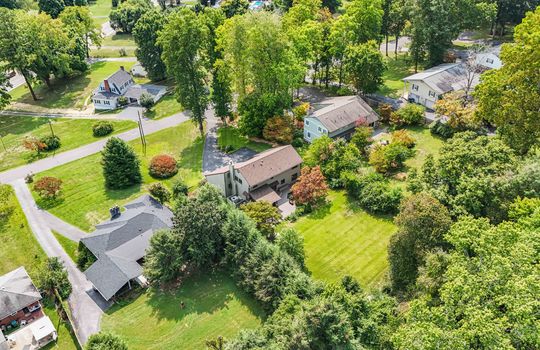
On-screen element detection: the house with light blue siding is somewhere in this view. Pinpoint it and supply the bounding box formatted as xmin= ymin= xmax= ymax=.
xmin=304 ymin=95 xmax=379 ymax=143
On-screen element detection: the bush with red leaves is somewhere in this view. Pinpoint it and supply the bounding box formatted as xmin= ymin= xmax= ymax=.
xmin=34 ymin=177 xmax=63 ymax=199
xmin=149 ymin=154 xmax=178 ymax=178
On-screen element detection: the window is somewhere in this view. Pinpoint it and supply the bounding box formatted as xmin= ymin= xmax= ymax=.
xmin=306 ymin=120 xmax=310 ymax=126
xmin=104 ymin=100 xmax=110 ymax=105
xmin=486 ymin=58 xmax=494 ymax=64
xmin=412 ymin=84 xmax=419 ymax=91
xmin=94 ymin=100 xmax=100 ymax=104
xmin=428 ymin=91 xmax=436 ymax=98
xmin=292 ymin=173 xmax=298 ymax=181
xmin=318 ymin=126 xmax=322 ymax=132
xmin=280 ymin=179 xmax=285 ymax=184
xmin=307 ymin=132 xmax=311 ymax=138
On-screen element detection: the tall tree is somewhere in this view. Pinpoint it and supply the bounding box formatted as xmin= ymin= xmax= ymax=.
xmin=220 ymin=0 xmax=248 ymax=18
xmin=60 ymin=6 xmax=102 ymax=59
xmin=345 ymin=40 xmax=386 ymax=94
xmin=38 ymin=0 xmax=65 ymax=18
xmin=0 ymin=72 xmax=10 ymax=110
xmin=109 ymin=0 xmax=152 ymax=33
xmin=133 ymin=10 xmax=167 ymax=81
xmin=101 ymin=137 xmax=142 ymax=189
xmin=474 ymin=7 xmax=540 ymax=155
xmin=160 ymin=8 xmax=209 ymax=136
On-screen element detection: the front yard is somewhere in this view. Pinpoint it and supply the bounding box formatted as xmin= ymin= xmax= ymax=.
xmin=8 ymin=61 xmax=136 ymax=111
xmin=217 ymin=126 xmax=271 ymax=153
xmin=31 ymin=122 xmax=204 ymax=231
xmin=145 ymin=94 xmax=183 ymax=120
xmin=293 ymin=190 xmax=396 ymax=288
xmin=0 ymin=115 xmax=136 ymax=172
xmin=101 ymin=272 xmax=264 ymax=350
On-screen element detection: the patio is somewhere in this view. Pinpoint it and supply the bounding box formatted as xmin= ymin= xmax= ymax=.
xmin=4 ymin=316 xmax=57 ymax=350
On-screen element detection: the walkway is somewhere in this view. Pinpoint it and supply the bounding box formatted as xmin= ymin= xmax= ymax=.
xmin=0 ymin=112 xmax=189 ymax=183
xmin=41 ymin=210 xmax=87 ymax=242
xmin=10 ymin=179 xmax=110 ymax=345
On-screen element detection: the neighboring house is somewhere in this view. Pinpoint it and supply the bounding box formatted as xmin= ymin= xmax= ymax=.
xmin=92 ymin=66 xmax=166 ymax=110
xmin=475 ymin=52 xmax=502 ymax=70
xmin=0 ymin=267 xmax=57 ymax=350
xmin=303 ymin=95 xmax=379 ymax=143
xmin=130 ymin=63 xmax=147 ymax=77
xmin=204 ymin=145 xmax=302 ymax=205
xmin=402 ymin=63 xmax=479 ymax=109
xmin=81 ymin=195 xmax=173 ymax=301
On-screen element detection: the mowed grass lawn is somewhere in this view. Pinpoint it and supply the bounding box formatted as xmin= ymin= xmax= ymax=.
xmin=377 ymin=56 xmax=418 ymax=98
xmin=52 ymin=230 xmax=79 ymax=263
xmin=217 ymin=126 xmax=271 ymax=153
xmin=9 ymin=61 xmax=136 ymax=110
xmin=145 ymin=94 xmax=183 ymax=120
xmin=32 ymin=122 xmax=204 ymax=231
xmin=102 ymin=272 xmax=265 ymax=350
xmin=293 ymin=191 xmax=396 ymax=288
xmin=0 ymin=115 xmax=136 ymax=172
xmin=89 ymin=0 xmax=112 ymax=24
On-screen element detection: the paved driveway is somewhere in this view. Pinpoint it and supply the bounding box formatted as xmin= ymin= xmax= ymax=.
xmin=10 ymin=180 xmax=110 ymax=345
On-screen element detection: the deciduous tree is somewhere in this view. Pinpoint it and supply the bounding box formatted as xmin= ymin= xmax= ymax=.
xmin=241 ymin=201 xmax=282 ymax=240
xmin=86 ymin=332 xmax=128 ymax=350
xmin=291 ymin=166 xmax=329 ymax=207
xmin=133 ymin=10 xmax=167 ymax=81
xmin=345 ymin=40 xmax=386 ymax=94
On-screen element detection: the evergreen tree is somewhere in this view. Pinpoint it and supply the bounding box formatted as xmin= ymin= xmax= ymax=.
xmin=101 ymin=137 xmax=142 ymax=189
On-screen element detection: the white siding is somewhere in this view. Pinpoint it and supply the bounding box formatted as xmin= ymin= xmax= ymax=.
xmin=407 ymin=81 xmax=440 ymax=108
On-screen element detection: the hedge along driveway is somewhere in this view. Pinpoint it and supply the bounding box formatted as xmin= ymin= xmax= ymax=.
xmin=0 ymin=115 xmax=136 ymax=172
xmin=31 ymin=121 xmax=204 ymax=232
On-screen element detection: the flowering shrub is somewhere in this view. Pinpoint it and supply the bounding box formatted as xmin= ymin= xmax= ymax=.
xmin=34 ymin=177 xmax=63 ymax=199
xmin=149 ymin=154 xmax=178 ymax=178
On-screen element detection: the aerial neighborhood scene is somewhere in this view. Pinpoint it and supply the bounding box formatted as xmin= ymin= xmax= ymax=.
xmin=0 ymin=0 xmax=538 ymax=348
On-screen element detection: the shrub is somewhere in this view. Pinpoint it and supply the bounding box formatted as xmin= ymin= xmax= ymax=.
xmin=86 ymin=332 xmax=128 ymax=350
xmin=34 ymin=177 xmax=63 ymax=199
xmin=343 ymin=172 xmax=402 ymax=214
xmin=117 ymin=96 xmax=128 ymax=107
xmin=92 ymin=121 xmax=114 ymax=137
xmin=148 ymin=182 xmax=171 ymax=203
xmin=171 ymin=179 xmax=189 ymax=198
xmin=263 ymin=115 xmax=294 ymax=144
xmin=379 ymin=103 xmax=393 ymax=123
xmin=40 ymin=135 xmax=61 ymax=151
xmin=140 ymin=92 xmax=155 ymax=109
xmin=391 ymin=104 xmax=425 ymax=126
xmin=369 ymin=142 xmax=414 ymax=173
xmin=77 ymin=242 xmax=97 ymax=271
xmin=292 ymin=137 xmax=304 ymax=148
xmin=351 ymin=126 xmax=373 ymax=154
xmin=391 ymin=129 xmax=415 ymax=148
xmin=119 ymin=48 xmax=127 ymax=57
xmin=292 ymin=102 xmax=310 ymax=120
xmin=149 ymin=154 xmax=178 ymax=178
xmin=101 ymin=137 xmax=142 ymax=189
xmin=112 ymin=0 xmax=118 ymax=6
xmin=429 ymin=119 xmax=454 ymax=138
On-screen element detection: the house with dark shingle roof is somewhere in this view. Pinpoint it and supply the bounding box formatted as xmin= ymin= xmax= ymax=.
xmin=303 ymin=95 xmax=379 ymax=143
xmin=0 ymin=267 xmax=44 ymax=331
xmin=81 ymin=195 xmax=173 ymax=301
xmin=204 ymin=145 xmax=302 ymax=205
xmin=92 ymin=66 xmax=166 ymax=110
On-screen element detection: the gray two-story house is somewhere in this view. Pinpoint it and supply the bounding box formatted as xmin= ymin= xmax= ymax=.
xmin=303 ymin=95 xmax=379 ymax=143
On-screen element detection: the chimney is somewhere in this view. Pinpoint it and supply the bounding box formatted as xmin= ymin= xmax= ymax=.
xmin=120 ymin=66 xmax=125 ymax=71
xmin=104 ymin=79 xmax=110 ymax=92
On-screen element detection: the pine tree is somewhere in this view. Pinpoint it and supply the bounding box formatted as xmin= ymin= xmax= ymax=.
xmin=101 ymin=137 xmax=142 ymax=189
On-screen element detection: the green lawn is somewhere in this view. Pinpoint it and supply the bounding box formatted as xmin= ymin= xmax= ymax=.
xmin=102 ymin=272 xmax=264 ymax=350
xmin=101 ymin=34 xmax=136 ymax=47
xmin=0 ymin=185 xmax=47 ymax=277
xmin=377 ymin=56 xmax=418 ymax=98
xmin=89 ymin=0 xmax=112 ymax=18
xmin=42 ymin=297 xmax=80 ymax=350
xmin=145 ymin=94 xmax=183 ymax=120
xmin=90 ymin=47 xmax=136 ymax=58
xmin=8 ymin=61 xmax=136 ymax=110
xmin=292 ymin=191 xmax=396 ymax=288
xmin=217 ymin=126 xmax=271 ymax=153
xmin=0 ymin=116 xmax=136 ymax=172
xmin=32 ymin=122 xmax=204 ymax=231
xmin=52 ymin=230 xmax=79 ymax=263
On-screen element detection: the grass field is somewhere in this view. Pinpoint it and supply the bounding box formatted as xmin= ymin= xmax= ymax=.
xmin=377 ymin=56 xmax=417 ymax=98
xmin=217 ymin=127 xmax=271 ymax=153
xmin=42 ymin=297 xmax=80 ymax=350
xmin=102 ymin=272 xmax=264 ymax=350
xmin=101 ymin=34 xmax=136 ymax=47
xmin=89 ymin=0 xmax=112 ymax=18
xmin=31 ymin=122 xmax=204 ymax=231
xmin=90 ymin=47 xmax=136 ymax=58
xmin=8 ymin=61 xmax=136 ymax=110
xmin=145 ymin=94 xmax=183 ymax=120
xmin=52 ymin=231 xmax=79 ymax=263
xmin=293 ymin=191 xmax=396 ymax=288
xmin=0 ymin=116 xmax=136 ymax=172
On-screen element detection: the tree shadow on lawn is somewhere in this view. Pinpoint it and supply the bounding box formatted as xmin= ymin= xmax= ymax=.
xmin=0 ymin=116 xmax=49 ymax=139
xmin=178 ymin=136 xmax=204 ymax=176
xmin=104 ymin=183 xmax=142 ymax=201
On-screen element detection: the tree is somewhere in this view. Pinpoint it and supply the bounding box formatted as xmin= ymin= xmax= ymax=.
xmin=38 ymin=0 xmax=64 ymax=18
xmin=276 ymin=228 xmax=305 ymax=268
xmin=474 ymin=8 xmax=540 ymax=155
xmin=220 ymin=0 xmax=248 ymax=18
xmin=240 ymin=201 xmax=282 ymax=240
xmin=33 ymin=177 xmax=63 ymax=199
xmin=369 ymin=142 xmax=414 ymax=173
xmin=148 ymin=183 xmax=171 ymax=203
xmin=262 ymin=115 xmax=294 ymax=144
xmin=133 ymin=10 xmax=167 ymax=81
xmin=291 ymin=166 xmax=329 ymax=207
xmin=22 ymin=136 xmax=47 ymax=155
xmin=144 ymin=229 xmax=184 ymax=285
xmin=343 ymin=171 xmax=403 ymax=214
xmin=101 ymin=137 xmax=142 ymax=189
xmin=36 ymin=257 xmax=72 ymax=299
xmin=345 ymin=40 xmax=386 ymax=94
xmin=109 ymin=0 xmax=152 ymax=33
xmin=86 ymin=332 xmax=128 ymax=350
xmin=0 ymin=73 xmax=10 ymax=110
xmin=60 ymin=6 xmax=102 ymax=59
xmin=159 ymin=8 xmax=209 ymax=136
xmin=434 ymin=91 xmax=479 ymax=132
xmin=390 ymin=103 xmax=425 ymax=126
xmin=388 ymin=193 xmax=452 ymax=294
xmin=350 ymin=125 xmax=373 ymax=154
xmin=139 ymin=92 xmax=155 ymax=110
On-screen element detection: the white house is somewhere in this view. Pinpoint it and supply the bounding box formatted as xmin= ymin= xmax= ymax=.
xmin=402 ymin=63 xmax=479 ymax=109
xmin=303 ymin=95 xmax=379 ymax=143
xmin=475 ymin=52 xmax=502 ymax=70
xmin=204 ymin=145 xmax=302 ymax=205
xmin=92 ymin=66 xmax=166 ymax=110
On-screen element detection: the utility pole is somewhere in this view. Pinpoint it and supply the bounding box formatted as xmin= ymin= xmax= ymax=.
xmin=48 ymin=119 xmax=55 ymax=137
xmin=137 ymin=110 xmax=147 ymax=156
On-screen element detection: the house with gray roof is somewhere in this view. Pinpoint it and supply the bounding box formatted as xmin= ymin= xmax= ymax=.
xmin=92 ymin=66 xmax=166 ymax=110
xmin=303 ymin=95 xmax=379 ymax=143
xmin=402 ymin=63 xmax=480 ymax=109
xmin=81 ymin=195 xmax=173 ymax=301
xmin=0 ymin=267 xmax=44 ymax=331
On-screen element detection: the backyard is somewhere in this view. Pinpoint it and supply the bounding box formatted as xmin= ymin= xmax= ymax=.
xmin=101 ymin=272 xmax=264 ymax=350
xmin=8 ymin=61 xmax=137 ymax=111
xmin=31 ymin=122 xmax=204 ymax=231
xmin=217 ymin=126 xmax=271 ymax=153
xmin=377 ymin=56 xmax=419 ymax=98
xmin=0 ymin=115 xmax=136 ymax=172
xmin=292 ymin=190 xmax=396 ymax=288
